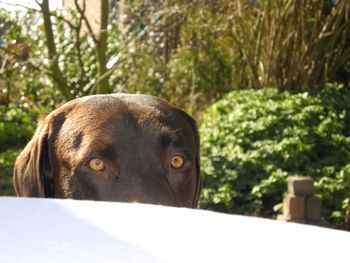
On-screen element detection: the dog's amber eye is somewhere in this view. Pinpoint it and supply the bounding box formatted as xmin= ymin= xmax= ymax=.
xmin=87 ymin=158 xmax=105 ymax=172
xmin=171 ymin=155 xmax=184 ymax=169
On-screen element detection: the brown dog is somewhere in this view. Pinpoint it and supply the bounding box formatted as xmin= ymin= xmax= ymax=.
xmin=13 ymin=94 xmax=201 ymax=208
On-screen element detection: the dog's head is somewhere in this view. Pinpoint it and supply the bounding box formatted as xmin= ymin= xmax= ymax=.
xmin=13 ymin=94 xmax=201 ymax=207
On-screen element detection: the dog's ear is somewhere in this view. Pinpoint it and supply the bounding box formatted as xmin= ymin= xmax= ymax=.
xmin=13 ymin=117 xmax=54 ymax=197
xmin=188 ymin=116 xmax=202 ymax=208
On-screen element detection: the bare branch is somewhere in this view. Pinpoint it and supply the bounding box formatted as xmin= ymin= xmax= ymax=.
xmin=88 ymin=4 xmax=171 ymax=93
xmin=74 ymin=0 xmax=98 ymax=44
xmin=50 ymin=12 xmax=77 ymax=29
xmin=0 ymin=0 xmax=40 ymax=12
xmin=34 ymin=0 xmax=41 ymax=8
xmin=40 ymin=0 xmax=73 ymax=100
xmin=74 ymin=6 xmax=87 ymax=89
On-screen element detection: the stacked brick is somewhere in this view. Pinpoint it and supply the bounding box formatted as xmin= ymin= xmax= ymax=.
xmin=277 ymin=176 xmax=323 ymax=225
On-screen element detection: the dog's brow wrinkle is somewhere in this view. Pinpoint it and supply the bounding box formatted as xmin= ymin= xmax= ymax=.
xmin=73 ymin=132 xmax=84 ymax=150
xmin=169 ymin=128 xmax=184 ymax=140
xmin=171 ymin=128 xmax=184 ymax=134
xmin=99 ymin=122 xmax=114 ymax=132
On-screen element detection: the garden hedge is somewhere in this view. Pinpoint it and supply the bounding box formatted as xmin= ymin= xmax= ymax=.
xmin=199 ymin=86 xmax=350 ymax=227
xmin=0 ymin=104 xmax=38 ymax=196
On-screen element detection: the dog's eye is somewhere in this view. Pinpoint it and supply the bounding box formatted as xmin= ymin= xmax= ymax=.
xmin=171 ymin=155 xmax=185 ymax=169
xmin=87 ymin=158 xmax=105 ymax=172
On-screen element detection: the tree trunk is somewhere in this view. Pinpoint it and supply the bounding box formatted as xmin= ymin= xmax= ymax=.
xmin=41 ymin=0 xmax=73 ymax=100
xmin=96 ymin=0 xmax=109 ymax=94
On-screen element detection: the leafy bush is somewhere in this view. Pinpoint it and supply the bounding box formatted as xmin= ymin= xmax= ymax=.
xmin=0 ymin=104 xmax=39 ymax=151
xmin=0 ymin=104 xmax=39 ymax=196
xmin=199 ymin=86 xmax=350 ymax=226
xmin=0 ymin=148 xmax=20 ymax=196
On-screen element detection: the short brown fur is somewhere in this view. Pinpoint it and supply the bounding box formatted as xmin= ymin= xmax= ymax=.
xmin=13 ymin=94 xmax=201 ymax=208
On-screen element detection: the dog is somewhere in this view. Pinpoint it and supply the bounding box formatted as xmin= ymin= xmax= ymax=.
xmin=13 ymin=94 xmax=201 ymax=208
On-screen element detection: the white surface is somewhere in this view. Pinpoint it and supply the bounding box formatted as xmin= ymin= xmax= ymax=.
xmin=0 ymin=197 xmax=349 ymax=263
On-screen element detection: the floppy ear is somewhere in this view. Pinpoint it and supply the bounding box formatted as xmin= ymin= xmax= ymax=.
xmin=13 ymin=118 xmax=54 ymax=197
xmin=188 ymin=117 xmax=202 ymax=208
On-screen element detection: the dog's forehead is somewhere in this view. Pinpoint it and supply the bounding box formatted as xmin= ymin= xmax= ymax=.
xmin=77 ymin=93 xmax=166 ymax=108
xmin=73 ymin=94 xmax=170 ymax=118
xmin=54 ymin=94 xmax=193 ymax=146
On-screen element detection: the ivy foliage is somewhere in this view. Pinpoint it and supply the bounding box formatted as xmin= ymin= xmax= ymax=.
xmin=0 ymin=104 xmax=39 ymax=151
xmin=199 ymin=85 xmax=350 ymax=226
xmin=0 ymin=104 xmax=39 ymax=196
xmin=0 ymin=149 xmax=20 ymax=196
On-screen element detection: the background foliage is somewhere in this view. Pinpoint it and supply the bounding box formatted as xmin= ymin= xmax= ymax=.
xmin=200 ymin=86 xmax=350 ymax=228
xmin=2 ymin=0 xmax=349 ymax=113
xmin=0 ymin=104 xmax=39 ymax=196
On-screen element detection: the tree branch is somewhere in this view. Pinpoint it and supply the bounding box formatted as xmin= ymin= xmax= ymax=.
xmin=74 ymin=0 xmax=98 ymax=45
xmin=74 ymin=5 xmax=87 ymax=90
xmin=95 ymin=0 xmax=109 ymax=94
xmin=50 ymin=12 xmax=77 ymax=29
xmin=0 ymin=0 xmax=40 ymax=12
xmin=89 ymin=5 xmax=166 ymax=93
xmin=40 ymin=0 xmax=73 ymax=100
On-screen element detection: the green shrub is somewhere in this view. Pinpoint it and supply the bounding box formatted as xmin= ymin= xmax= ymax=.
xmin=0 ymin=104 xmax=39 ymax=196
xmin=0 ymin=148 xmax=20 ymax=196
xmin=0 ymin=104 xmax=38 ymax=151
xmin=199 ymin=85 xmax=350 ymax=226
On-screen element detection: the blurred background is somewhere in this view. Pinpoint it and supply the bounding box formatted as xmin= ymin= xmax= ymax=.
xmin=0 ymin=0 xmax=350 ymax=230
